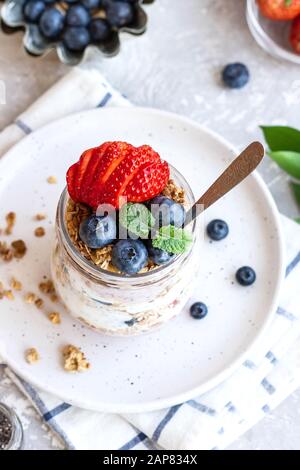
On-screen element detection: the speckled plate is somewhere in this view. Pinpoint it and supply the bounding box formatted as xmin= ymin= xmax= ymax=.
xmin=0 ymin=107 xmax=284 ymax=413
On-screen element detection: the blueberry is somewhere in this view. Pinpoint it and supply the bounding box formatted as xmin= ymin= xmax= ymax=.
xmin=146 ymin=240 xmax=175 ymax=266
xmin=112 ymin=240 xmax=148 ymax=274
xmin=190 ymin=302 xmax=208 ymax=320
xmin=105 ymin=1 xmax=134 ymax=27
xmin=81 ymin=0 xmax=102 ymax=9
xmin=66 ymin=5 xmax=90 ymax=27
xmin=207 ymin=219 xmax=229 ymax=241
xmin=150 ymin=196 xmax=186 ymax=228
xmin=222 ymin=63 xmax=250 ymax=89
xmin=23 ymin=1 xmax=46 ymax=23
xmin=39 ymin=8 xmax=64 ymax=39
xmin=63 ymin=26 xmax=91 ymax=51
xmin=79 ymin=214 xmax=116 ymax=249
xmin=236 ymin=266 xmax=256 ymax=286
xmin=89 ymin=19 xmax=111 ymax=42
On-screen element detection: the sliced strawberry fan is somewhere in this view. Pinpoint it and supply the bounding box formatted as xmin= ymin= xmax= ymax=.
xmin=66 ymin=141 xmax=170 ymax=209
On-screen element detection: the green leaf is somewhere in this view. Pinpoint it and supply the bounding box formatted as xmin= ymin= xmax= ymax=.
xmin=261 ymin=126 xmax=300 ymax=152
xmin=268 ymin=151 xmax=300 ymax=179
xmin=285 ymin=0 xmax=292 ymax=6
xmin=295 ymin=217 xmax=300 ymax=224
xmin=152 ymin=225 xmax=193 ymax=254
xmin=291 ymin=182 xmax=300 ymax=207
xmin=119 ymin=203 xmax=154 ymax=238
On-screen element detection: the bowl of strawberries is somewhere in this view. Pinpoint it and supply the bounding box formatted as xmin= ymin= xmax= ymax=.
xmin=247 ymin=0 xmax=300 ymax=64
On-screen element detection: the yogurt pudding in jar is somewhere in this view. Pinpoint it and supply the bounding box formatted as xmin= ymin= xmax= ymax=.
xmin=51 ymin=141 xmax=201 ymax=336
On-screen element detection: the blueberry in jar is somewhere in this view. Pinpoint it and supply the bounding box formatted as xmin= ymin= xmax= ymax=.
xmin=89 ymin=19 xmax=111 ymax=42
xmin=79 ymin=214 xmax=116 ymax=248
xmin=206 ymin=219 xmax=229 ymax=241
xmin=112 ymin=240 xmax=148 ymax=274
xmin=66 ymin=5 xmax=91 ymax=27
xmin=105 ymin=0 xmax=135 ymax=28
xmin=23 ymin=1 xmax=46 ymax=23
xmin=39 ymin=8 xmax=65 ymax=39
xmin=146 ymin=239 xmax=175 ymax=266
xmin=151 ymin=196 xmax=186 ymax=228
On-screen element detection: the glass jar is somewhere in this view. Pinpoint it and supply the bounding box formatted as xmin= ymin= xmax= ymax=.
xmin=51 ymin=166 xmax=201 ymax=336
xmin=0 ymin=403 xmax=23 ymax=450
xmin=247 ymin=0 xmax=300 ymax=65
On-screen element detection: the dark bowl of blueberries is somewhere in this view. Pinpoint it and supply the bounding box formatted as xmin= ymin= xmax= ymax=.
xmin=0 ymin=0 xmax=154 ymax=65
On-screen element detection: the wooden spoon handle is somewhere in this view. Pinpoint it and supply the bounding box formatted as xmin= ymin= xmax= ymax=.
xmin=187 ymin=141 xmax=264 ymax=220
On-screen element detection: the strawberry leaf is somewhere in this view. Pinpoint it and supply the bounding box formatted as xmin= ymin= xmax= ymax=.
xmin=268 ymin=151 xmax=300 ymax=179
xmin=119 ymin=203 xmax=155 ymax=238
xmin=261 ymin=126 xmax=300 ymax=152
xmin=152 ymin=225 xmax=192 ymax=254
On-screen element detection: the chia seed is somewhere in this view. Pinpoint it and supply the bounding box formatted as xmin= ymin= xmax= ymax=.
xmin=0 ymin=410 xmax=12 ymax=450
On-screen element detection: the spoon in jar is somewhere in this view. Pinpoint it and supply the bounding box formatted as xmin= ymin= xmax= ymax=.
xmin=186 ymin=141 xmax=265 ymax=222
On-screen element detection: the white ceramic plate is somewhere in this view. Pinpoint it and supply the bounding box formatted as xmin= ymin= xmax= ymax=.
xmin=0 ymin=108 xmax=284 ymax=413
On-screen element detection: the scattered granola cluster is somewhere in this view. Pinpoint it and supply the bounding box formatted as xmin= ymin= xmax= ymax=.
xmin=47 ymin=176 xmax=57 ymax=185
xmin=63 ymin=345 xmax=90 ymax=373
xmin=25 ymin=348 xmax=39 ymax=364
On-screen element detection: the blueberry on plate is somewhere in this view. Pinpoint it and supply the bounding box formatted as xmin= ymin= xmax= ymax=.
xmin=89 ymin=19 xmax=111 ymax=42
xmin=190 ymin=302 xmax=208 ymax=320
xmin=207 ymin=219 xmax=229 ymax=241
xmin=150 ymin=196 xmax=186 ymax=228
xmin=146 ymin=239 xmax=175 ymax=266
xmin=63 ymin=26 xmax=91 ymax=51
xmin=236 ymin=266 xmax=256 ymax=286
xmin=23 ymin=1 xmax=46 ymax=23
xmin=222 ymin=63 xmax=250 ymax=89
xmin=79 ymin=214 xmax=116 ymax=249
xmin=81 ymin=0 xmax=102 ymax=9
xmin=66 ymin=5 xmax=91 ymax=27
xmin=105 ymin=1 xmax=134 ymax=28
xmin=39 ymin=8 xmax=65 ymax=39
xmin=112 ymin=240 xmax=148 ymax=274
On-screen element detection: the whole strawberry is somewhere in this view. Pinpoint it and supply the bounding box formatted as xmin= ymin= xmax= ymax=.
xmin=290 ymin=14 xmax=300 ymax=53
xmin=66 ymin=141 xmax=170 ymax=209
xmin=257 ymin=0 xmax=300 ymax=20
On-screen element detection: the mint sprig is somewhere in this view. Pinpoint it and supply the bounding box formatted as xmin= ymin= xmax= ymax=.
xmin=152 ymin=225 xmax=192 ymax=254
xmin=119 ymin=203 xmax=155 ymax=238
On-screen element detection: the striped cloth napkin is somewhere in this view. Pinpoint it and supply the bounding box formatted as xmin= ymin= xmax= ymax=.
xmin=0 ymin=67 xmax=300 ymax=450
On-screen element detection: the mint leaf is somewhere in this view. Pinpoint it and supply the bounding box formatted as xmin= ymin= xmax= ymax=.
xmin=152 ymin=225 xmax=192 ymax=254
xmin=291 ymin=182 xmax=300 ymax=207
xmin=261 ymin=126 xmax=300 ymax=152
xmin=119 ymin=203 xmax=154 ymax=238
xmin=268 ymin=151 xmax=300 ymax=179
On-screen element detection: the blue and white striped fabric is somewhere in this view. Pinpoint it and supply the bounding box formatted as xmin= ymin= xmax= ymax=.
xmin=0 ymin=68 xmax=300 ymax=450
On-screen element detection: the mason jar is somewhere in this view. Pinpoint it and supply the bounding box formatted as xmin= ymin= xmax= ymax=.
xmin=51 ymin=166 xmax=201 ymax=336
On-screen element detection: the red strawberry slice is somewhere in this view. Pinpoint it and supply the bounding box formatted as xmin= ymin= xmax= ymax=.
xmin=124 ymin=160 xmax=170 ymax=203
xmin=75 ymin=148 xmax=95 ymax=199
xmin=66 ymin=162 xmax=79 ymax=202
xmin=86 ymin=142 xmax=134 ymax=207
xmin=80 ymin=142 xmax=112 ymax=203
xmin=95 ymin=145 xmax=160 ymax=208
